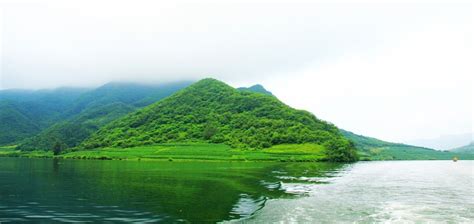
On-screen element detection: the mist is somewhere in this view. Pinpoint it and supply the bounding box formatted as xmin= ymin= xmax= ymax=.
xmin=0 ymin=0 xmax=472 ymax=144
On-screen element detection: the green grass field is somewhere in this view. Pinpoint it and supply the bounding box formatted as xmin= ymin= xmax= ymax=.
xmin=3 ymin=142 xmax=472 ymax=162
xmin=357 ymin=146 xmax=474 ymax=160
xmin=0 ymin=143 xmax=327 ymax=162
xmin=0 ymin=145 xmax=53 ymax=158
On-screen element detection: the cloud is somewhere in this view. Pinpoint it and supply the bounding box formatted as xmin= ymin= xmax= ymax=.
xmin=1 ymin=0 xmax=467 ymax=88
xmin=0 ymin=0 xmax=472 ymax=142
xmin=265 ymin=21 xmax=472 ymax=142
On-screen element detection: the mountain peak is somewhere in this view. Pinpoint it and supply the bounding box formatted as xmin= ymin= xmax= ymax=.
xmin=238 ymin=84 xmax=273 ymax=96
xmin=80 ymin=79 xmax=356 ymax=161
xmin=192 ymin=78 xmax=229 ymax=87
xmin=178 ymin=78 xmax=234 ymax=95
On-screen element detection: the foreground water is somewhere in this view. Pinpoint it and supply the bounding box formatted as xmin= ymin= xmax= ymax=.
xmin=0 ymin=158 xmax=472 ymax=223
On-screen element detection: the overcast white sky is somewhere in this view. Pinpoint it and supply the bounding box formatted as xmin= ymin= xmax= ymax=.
xmin=0 ymin=0 xmax=472 ymax=144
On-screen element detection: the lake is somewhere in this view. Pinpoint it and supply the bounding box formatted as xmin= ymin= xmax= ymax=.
xmin=0 ymin=158 xmax=472 ymax=223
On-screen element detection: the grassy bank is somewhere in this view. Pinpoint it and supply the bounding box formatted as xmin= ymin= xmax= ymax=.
xmin=3 ymin=143 xmax=472 ymax=162
xmin=358 ymin=146 xmax=474 ymax=160
xmin=0 ymin=145 xmax=53 ymax=158
xmin=0 ymin=143 xmax=327 ymax=162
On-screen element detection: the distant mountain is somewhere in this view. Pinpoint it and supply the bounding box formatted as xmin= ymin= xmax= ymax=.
xmin=18 ymin=81 xmax=192 ymax=151
xmin=0 ymin=88 xmax=88 ymax=145
xmin=6 ymin=79 xmax=470 ymax=161
xmin=80 ymin=78 xmax=357 ymax=162
xmin=406 ymin=133 xmax=473 ymax=150
xmin=0 ymin=101 xmax=41 ymax=144
xmin=66 ymin=81 xmax=192 ymax=116
xmin=450 ymin=142 xmax=474 ymax=154
xmin=0 ymin=88 xmax=88 ymax=105
xmin=238 ymin=84 xmax=273 ymax=96
xmin=341 ymin=130 xmax=472 ymax=160
xmin=17 ymin=103 xmax=135 ymax=151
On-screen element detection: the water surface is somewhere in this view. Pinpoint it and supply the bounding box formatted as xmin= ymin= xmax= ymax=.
xmin=251 ymin=161 xmax=474 ymax=223
xmin=0 ymin=158 xmax=472 ymax=223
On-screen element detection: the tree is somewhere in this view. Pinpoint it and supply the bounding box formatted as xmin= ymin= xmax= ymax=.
xmin=324 ymin=139 xmax=358 ymax=162
xmin=203 ymin=124 xmax=218 ymax=140
xmin=53 ymin=141 xmax=62 ymax=156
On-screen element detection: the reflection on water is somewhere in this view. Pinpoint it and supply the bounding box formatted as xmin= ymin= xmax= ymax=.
xmin=4 ymin=159 xmax=469 ymax=223
xmin=0 ymin=158 xmax=345 ymax=223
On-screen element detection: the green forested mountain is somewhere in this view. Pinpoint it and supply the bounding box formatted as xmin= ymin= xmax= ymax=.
xmin=17 ymin=103 xmax=135 ymax=151
xmin=0 ymin=88 xmax=88 ymax=145
xmin=17 ymin=82 xmax=192 ymax=151
xmin=238 ymin=84 xmax=273 ymax=96
xmin=451 ymin=142 xmax=474 ymax=154
xmin=66 ymin=81 xmax=192 ymax=116
xmin=0 ymin=88 xmax=88 ymax=105
xmin=340 ymin=130 xmax=473 ymax=160
xmin=4 ymin=79 xmax=466 ymax=162
xmin=80 ymin=78 xmax=357 ymax=161
xmin=0 ymin=101 xmax=41 ymax=144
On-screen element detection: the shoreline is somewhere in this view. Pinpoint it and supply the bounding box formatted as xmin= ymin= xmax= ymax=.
xmin=2 ymin=142 xmax=472 ymax=162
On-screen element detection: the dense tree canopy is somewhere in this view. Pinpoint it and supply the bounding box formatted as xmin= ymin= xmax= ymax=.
xmin=80 ymin=79 xmax=357 ymax=161
xmin=0 ymin=88 xmax=86 ymax=145
xmin=17 ymin=103 xmax=135 ymax=151
xmin=16 ymin=82 xmax=191 ymax=151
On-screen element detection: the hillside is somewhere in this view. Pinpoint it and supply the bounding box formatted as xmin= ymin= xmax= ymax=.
xmin=17 ymin=103 xmax=135 ymax=151
xmin=0 ymin=88 xmax=87 ymax=145
xmin=238 ymin=84 xmax=273 ymax=96
xmin=451 ymin=142 xmax=474 ymax=154
xmin=66 ymin=81 xmax=192 ymax=116
xmin=341 ymin=130 xmax=473 ymax=160
xmin=80 ymin=78 xmax=357 ymax=162
xmin=239 ymin=86 xmax=468 ymax=160
xmin=17 ymin=82 xmax=192 ymax=151
xmin=0 ymin=101 xmax=41 ymax=144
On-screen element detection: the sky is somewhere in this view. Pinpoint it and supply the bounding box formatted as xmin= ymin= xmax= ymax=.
xmin=0 ymin=0 xmax=472 ymax=146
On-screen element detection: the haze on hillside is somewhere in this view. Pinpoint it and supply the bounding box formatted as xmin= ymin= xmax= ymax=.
xmin=407 ymin=133 xmax=474 ymax=150
xmin=0 ymin=0 xmax=472 ymax=145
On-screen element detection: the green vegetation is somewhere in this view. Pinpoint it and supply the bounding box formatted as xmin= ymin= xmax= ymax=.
xmin=2 ymin=143 xmax=328 ymax=162
xmin=66 ymin=81 xmax=191 ymax=115
xmin=341 ymin=130 xmax=474 ymax=160
xmin=14 ymin=82 xmax=191 ymax=151
xmin=17 ymin=103 xmax=135 ymax=151
xmin=0 ymin=88 xmax=87 ymax=145
xmin=0 ymin=145 xmax=53 ymax=158
xmin=80 ymin=79 xmax=357 ymax=162
xmin=238 ymin=84 xmax=273 ymax=96
xmin=0 ymin=101 xmax=41 ymax=144
xmin=5 ymin=79 xmax=464 ymax=162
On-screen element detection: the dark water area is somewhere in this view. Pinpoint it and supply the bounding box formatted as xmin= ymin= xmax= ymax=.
xmin=1 ymin=158 xmax=473 ymax=223
xmin=0 ymin=158 xmax=343 ymax=223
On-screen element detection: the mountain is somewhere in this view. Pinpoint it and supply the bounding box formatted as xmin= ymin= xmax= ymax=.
xmin=66 ymin=81 xmax=192 ymax=116
xmin=0 ymin=88 xmax=88 ymax=145
xmin=406 ymin=133 xmax=473 ymax=150
xmin=17 ymin=82 xmax=192 ymax=151
xmin=0 ymin=101 xmax=41 ymax=144
xmin=238 ymin=84 xmax=273 ymax=96
xmin=17 ymin=103 xmax=135 ymax=151
xmin=450 ymin=142 xmax=474 ymax=154
xmin=80 ymin=78 xmax=357 ymax=162
xmin=237 ymin=85 xmax=463 ymax=160
xmin=341 ymin=130 xmax=472 ymax=160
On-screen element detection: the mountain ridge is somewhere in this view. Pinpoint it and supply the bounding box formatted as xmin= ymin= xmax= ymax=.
xmin=340 ymin=129 xmax=471 ymax=160
xmin=238 ymin=84 xmax=273 ymax=96
xmin=450 ymin=142 xmax=474 ymax=154
xmin=17 ymin=81 xmax=192 ymax=151
xmin=79 ymin=78 xmax=357 ymax=162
